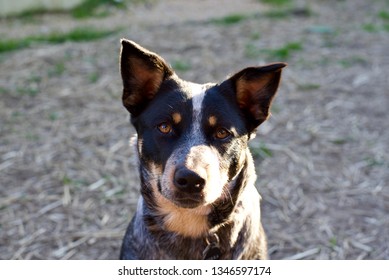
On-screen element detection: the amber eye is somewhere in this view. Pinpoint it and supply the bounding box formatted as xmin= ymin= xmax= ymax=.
xmin=157 ymin=122 xmax=172 ymax=134
xmin=215 ymin=127 xmax=231 ymax=140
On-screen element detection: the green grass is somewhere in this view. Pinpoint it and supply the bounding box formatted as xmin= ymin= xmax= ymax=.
xmin=267 ymin=42 xmax=303 ymax=59
xmin=250 ymin=32 xmax=261 ymax=40
xmin=89 ymin=72 xmax=100 ymax=83
xmin=339 ymin=56 xmax=367 ymax=68
xmin=362 ymin=23 xmax=380 ymax=33
xmin=263 ymin=6 xmax=313 ymax=20
xmin=259 ymin=0 xmax=312 ymax=21
xmin=0 ymin=27 xmax=120 ymax=53
xmin=0 ymin=40 xmax=29 ymax=53
xmin=25 ymin=132 xmax=40 ymax=141
xmin=297 ymin=83 xmax=321 ymax=91
xmin=9 ymin=7 xmax=62 ymax=19
xmin=246 ymin=41 xmax=303 ymax=60
xmin=245 ymin=43 xmax=262 ymax=58
xmin=362 ymin=10 xmax=389 ymax=33
xmin=71 ymin=0 xmax=127 ymax=19
xmin=16 ymin=86 xmax=39 ymax=97
xmin=364 ymin=156 xmax=385 ymax=168
xmin=210 ymin=13 xmax=252 ymax=25
xmin=210 ymin=3 xmax=311 ymax=23
xmin=250 ymin=142 xmax=273 ymax=160
xmin=62 ymin=175 xmax=88 ymax=188
xmin=263 ymin=10 xmax=290 ymax=19
xmin=48 ymin=61 xmax=66 ymax=77
xmin=5 ymin=0 xmax=130 ymax=19
xmin=329 ymin=237 xmax=338 ymax=250
xmin=171 ymin=60 xmax=191 ymax=72
xmin=49 ymin=112 xmax=59 ymax=121
xmin=259 ymin=0 xmax=292 ymax=6
xmin=0 ymin=86 xmax=7 ymax=95
xmin=329 ymin=137 xmax=354 ymax=145
xmin=362 ymin=23 xmax=389 ymax=33
xmin=11 ymin=111 xmax=24 ymax=121
xmin=378 ymin=10 xmax=389 ymax=21
xmin=43 ymin=27 xmax=119 ymax=42
xmin=14 ymin=76 xmax=42 ymax=97
xmin=306 ymin=25 xmax=335 ymax=34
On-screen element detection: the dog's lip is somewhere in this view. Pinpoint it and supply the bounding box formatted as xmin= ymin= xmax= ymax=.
xmin=172 ymin=194 xmax=204 ymax=208
xmin=174 ymin=200 xmax=201 ymax=209
xmin=174 ymin=191 xmax=203 ymax=200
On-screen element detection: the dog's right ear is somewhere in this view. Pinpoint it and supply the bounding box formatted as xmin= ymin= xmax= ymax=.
xmin=120 ymin=39 xmax=174 ymax=116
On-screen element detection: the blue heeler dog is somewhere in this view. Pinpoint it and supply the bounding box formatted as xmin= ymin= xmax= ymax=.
xmin=119 ymin=39 xmax=286 ymax=260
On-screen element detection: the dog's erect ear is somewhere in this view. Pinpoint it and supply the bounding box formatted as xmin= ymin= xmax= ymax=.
xmin=230 ymin=63 xmax=286 ymax=129
xmin=120 ymin=39 xmax=174 ymax=116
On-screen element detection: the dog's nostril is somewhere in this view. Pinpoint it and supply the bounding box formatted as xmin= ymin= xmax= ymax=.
xmin=174 ymin=167 xmax=205 ymax=193
xmin=176 ymin=178 xmax=188 ymax=186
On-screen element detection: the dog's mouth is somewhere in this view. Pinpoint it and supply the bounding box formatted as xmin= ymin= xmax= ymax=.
xmin=171 ymin=193 xmax=205 ymax=209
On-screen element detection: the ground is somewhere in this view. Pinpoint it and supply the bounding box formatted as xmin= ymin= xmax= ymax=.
xmin=0 ymin=0 xmax=388 ymax=260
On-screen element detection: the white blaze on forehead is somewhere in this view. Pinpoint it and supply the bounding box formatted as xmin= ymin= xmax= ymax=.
xmin=189 ymin=82 xmax=205 ymax=108
xmin=187 ymin=82 xmax=206 ymax=143
xmin=188 ymin=82 xmax=206 ymax=119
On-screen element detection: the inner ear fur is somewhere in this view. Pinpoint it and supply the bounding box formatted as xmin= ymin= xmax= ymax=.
xmin=232 ymin=63 xmax=287 ymax=128
xmin=120 ymin=39 xmax=174 ymax=116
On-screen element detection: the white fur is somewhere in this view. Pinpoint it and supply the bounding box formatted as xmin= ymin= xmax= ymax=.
xmin=188 ymin=82 xmax=206 ymax=145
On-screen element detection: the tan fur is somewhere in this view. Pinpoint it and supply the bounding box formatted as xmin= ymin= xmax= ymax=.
xmin=172 ymin=112 xmax=182 ymax=124
xmin=157 ymin=194 xmax=211 ymax=238
xmin=208 ymin=115 xmax=217 ymax=126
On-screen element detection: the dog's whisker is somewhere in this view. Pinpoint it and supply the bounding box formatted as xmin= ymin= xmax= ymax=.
xmin=222 ymin=187 xmax=234 ymax=205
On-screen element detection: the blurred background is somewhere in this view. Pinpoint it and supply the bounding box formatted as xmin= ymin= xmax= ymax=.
xmin=0 ymin=0 xmax=388 ymax=259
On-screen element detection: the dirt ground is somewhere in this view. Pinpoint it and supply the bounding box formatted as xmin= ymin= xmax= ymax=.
xmin=0 ymin=0 xmax=388 ymax=260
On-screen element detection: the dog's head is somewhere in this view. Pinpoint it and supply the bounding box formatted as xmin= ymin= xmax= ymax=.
xmin=120 ymin=39 xmax=285 ymax=231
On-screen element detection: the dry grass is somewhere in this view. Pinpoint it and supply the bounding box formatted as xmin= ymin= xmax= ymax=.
xmin=1 ymin=0 xmax=388 ymax=259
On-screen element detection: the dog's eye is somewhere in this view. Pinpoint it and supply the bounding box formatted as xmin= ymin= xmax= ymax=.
xmin=157 ymin=122 xmax=172 ymax=134
xmin=215 ymin=127 xmax=231 ymax=140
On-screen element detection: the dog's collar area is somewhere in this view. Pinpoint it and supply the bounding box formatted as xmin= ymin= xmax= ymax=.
xmin=202 ymin=233 xmax=221 ymax=260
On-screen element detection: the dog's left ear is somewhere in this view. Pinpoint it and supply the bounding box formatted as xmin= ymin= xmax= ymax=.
xmin=230 ymin=63 xmax=287 ymax=129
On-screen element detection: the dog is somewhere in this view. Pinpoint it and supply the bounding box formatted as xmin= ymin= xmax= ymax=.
xmin=119 ymin=39 xmax=286 ymax=260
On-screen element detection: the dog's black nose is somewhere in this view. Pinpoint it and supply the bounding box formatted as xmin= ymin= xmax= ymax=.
xmin=174 ymin=167 xmax=205 ymax=193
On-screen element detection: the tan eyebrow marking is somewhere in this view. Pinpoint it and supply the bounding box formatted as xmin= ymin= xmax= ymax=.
xmin=172 ymin=112 xmax=182 ymax=124
xmin=208 ymin=116 xmax=217 ymax=126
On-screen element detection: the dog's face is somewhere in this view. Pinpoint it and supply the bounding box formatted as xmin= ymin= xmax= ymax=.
xmin=120 ymin=39 xmax=285 ymax=228
xmin=132 ymin=80 xmax=251 ymax=210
